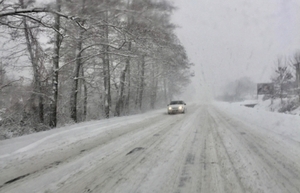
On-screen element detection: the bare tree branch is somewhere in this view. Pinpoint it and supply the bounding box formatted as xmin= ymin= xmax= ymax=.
xmin=0 ymin=77 xmax=23 ymax=91
xmin=0 ymin=7 xmax=49 ymax=17
xmin=16 ymin=13 xmax=63 ymax=35
xmin=0 ymin=7 xmax=87 ymax=30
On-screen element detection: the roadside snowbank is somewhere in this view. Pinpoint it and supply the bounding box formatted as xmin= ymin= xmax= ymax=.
xmin=0 ymin=108 xmax=164 ymax=156
xmin=254 ymin=96 xmax=300 ymax=115
xmin=233 ymin=95 xmax=300 ymax=116
xmin=214 ymin=101 xmax=300 ymax=143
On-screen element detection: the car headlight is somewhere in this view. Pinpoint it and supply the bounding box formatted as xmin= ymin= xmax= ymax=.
xmin=179 ymin=106 xmax=183 ymax=110
xmin=168 ymin=107 xmax=172 ymax=110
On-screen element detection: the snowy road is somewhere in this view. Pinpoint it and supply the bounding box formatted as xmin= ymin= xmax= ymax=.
xmin=0 ymin=104 xmax=300 ymax=193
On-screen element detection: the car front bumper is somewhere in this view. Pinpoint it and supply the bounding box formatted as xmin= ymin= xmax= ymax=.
xmin=168 ymin=109 xmax=184 ymax=114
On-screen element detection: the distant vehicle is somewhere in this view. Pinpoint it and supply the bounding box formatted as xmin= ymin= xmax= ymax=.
xmin=167 ymin=100 xmax=186 ymax=114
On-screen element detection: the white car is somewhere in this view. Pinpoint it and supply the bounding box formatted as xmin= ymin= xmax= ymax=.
xmin=167 ymin=100 xmax=186 ymax=114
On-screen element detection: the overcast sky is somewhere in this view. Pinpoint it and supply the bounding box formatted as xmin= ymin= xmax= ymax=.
xmin=171 ymin=0 xmax=300 ymax=97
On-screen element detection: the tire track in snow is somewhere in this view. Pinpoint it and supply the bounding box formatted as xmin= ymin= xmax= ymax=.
xmin=2 ymin=104 xmax=299 ymax=193
xmin=86 ymin=106 xmax=201 ymax=193
xmin=0 ymin=112 xmax=179 ymax=192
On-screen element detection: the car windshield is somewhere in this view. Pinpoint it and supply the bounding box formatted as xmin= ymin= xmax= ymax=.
xmin=170 ymin=101 xmax=184 ymax=105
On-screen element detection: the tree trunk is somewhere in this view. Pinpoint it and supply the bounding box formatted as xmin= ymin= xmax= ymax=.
xmin=135 ymin=61 xmax=140 ymax=109
xmin=70 ymin=0 xmax=85 ymax=123
xmin=39 ymin=86 xmax=44 ymax=122
xmin=115 ymin=42 xmax=131 ymax=116
xmin=124 ymin=51 xmax=131 ymax=114
xmin=49 ymin=0 xmax=61 ymax=128
xmin=82 ymin=67 xmax=88 ymax=121
xmin=103 ymin=53 xmax=111 ymax=118
xmin=70 ymin=28 xmax=84 ymax=123
xmin=123 ymin=0 xmax=133 ymax=114
xmin=20 ymin=0 xmax=44 ymax=123
xmin=138 ymin=55 xmax=145 ymax=110
xmin=103 ymin=11 xmax=111 ymax=118
xmin=163 ymin=78 xmax=168 ymax=104
xmin=150 ymin=63 xmax=158 ymax=109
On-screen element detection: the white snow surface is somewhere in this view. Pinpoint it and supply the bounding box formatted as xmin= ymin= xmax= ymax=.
xmin=0 ymin=109 xmax=162 ymax=157
xmin=216 ymin=101 xmax=300 ymax=143
xmin=253 ymin=95 xmax=300 ymax=115
xmin=0 ymin=102 xmax=300 ymax=193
